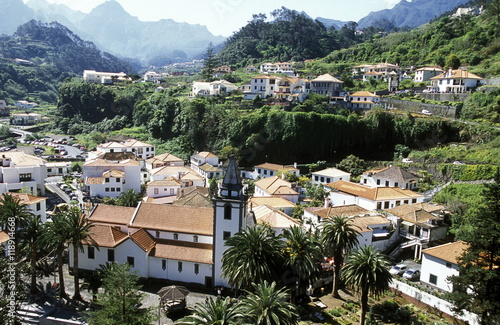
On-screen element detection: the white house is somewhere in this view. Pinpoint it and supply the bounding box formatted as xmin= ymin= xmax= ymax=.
xmin=11 ymin=113 xmax=42 ymax=125
xmin=311 ymin=167 xmax=350 ymax=185
xmin=259 ymin=62 xmax=295 ymax=76
xmin=248 ymin=196 xmax=296 ymax=216
xmin=360 ymin=166 xmax=419 ymax=190
xmin=420 ymin=241 xmax=467 ymax=292
xmin=309 ymin=74 xmax=344 ymax=97
xmin=15 ymin=100 xmax=37 ymax=109
xmin=71 ymin=158 xmax=251 ymax=288
xmin=83 ymin=70 xmax=131 ymax=84
xmin=303 ymin=204 xmax=372 ymax=229
xmin=190 ymin=152 xmax=222 ymax=181
xmin=250 ymin=204 xmax=300 ymax=236
xmin=0 ymin=152 xmax=47 ymax=196
xmin=190 ymin=80 xmax=238 ymax=97
xmin=254 ymin=176 xmax=299 ymax=203
xmin=94 ymin=139 xmax=155 ymax=160
xmin=325 ymin=180 xmax=424 ymax=211
xmin=429 ymin=69 xmax=484 ymax=93
xmin=0 ymin=192 xmax=47 ymax=223
xmin=414 ymin=67 xmax=444 ymax=82
xmin=145 ymin=152 xmax=184 ymax=171
xmin=147 ymin=176 xmax=182 ymax=198
xmin=46 ymin=162 xmax=71 ymax=176
xmin=246 ymin=75 xmax=281 ymax=99
xmin=83 ymin=158 xmax=141 ymax=198
xmin=387 ymin=203 xmax=449 ymax=259
xmin=274 ymin=77 xmax=308 ymax=102
xmin=348 ymin=214 xmax=399 ymax=253
xmin=253 ymin=162 xmax=300 ymax=179
xmin=346 ymin=91 xmax=381 ymax=110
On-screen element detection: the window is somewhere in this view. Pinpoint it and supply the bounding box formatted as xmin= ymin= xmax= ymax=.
xmin=412 ymin=199 xmax=417 ymax=203
xmin=116 ymin=178 xmax=120 ymax=183
xmin=193 ymin=235 xmax=198 ymax=243
xmin=395 ymin=182 xmax=399 ymax=187
xmin=170 ymin=188 xmax=174 ymax=195
xmin=376 ymin=179 xmax=381 ymax=185
xmin=223 ymin=231 xmax=231 ymax=240
xmin=320 ymin=176 xmax=324 ymax=183
xmin=88 ymin=247 xmax=95 ymax=259
xmin=446 ymin=262 xmax=452 ymax=268
xmin=19 ymin=173 xmax=32 ymax=181
xmin=105 ymin=178 xmax=110 ymax=183
xmin=263 ymin=170 xmax=267 ymax=175
xmin=107 ymin=249 xmax=114 ymax=262
xmin=162 ymin=260 xmax=166 ymax=270
xmin=384 ymin=201 xmax=390 ymax=209
xmin=224 ymin=204 xmax=232 ymax=220
xmin=36 ymin=202 xmax=41 ymax=211
xmin=395 ymin=201 xmax=401 ymax=206
xmin=429 ymin=274 xmax=437 ymax=285
xmin=385 ymin=181 xmax=389 ymax=186
xmin=377 ymin=202 xmax=382 ymax=210
xmin=156 ymin=231 xmax=160 ymax=238
xmin=194 ymin=264 xmax=199 ymax=275
xmin=117 ymin=187 xmax=121 ymax=192
xmin=173 ymin=233 xmax=178 ymax=240
xmin=105 ymin=188 xmax=109 ymax=192
xmin=404 ymin=200 xmax=409 ymax=204
xmin=111 ymin=188 xmax=115 ymax=192
xmin=364 ymin=178 xmax=367 ymax=184
xmin=154 ymin=188 xmax=159 ymax=195
xmin=178 ymin=261 xmax=183 ymax=272
xmin=127 ymin=256 xmax=135 ymax=267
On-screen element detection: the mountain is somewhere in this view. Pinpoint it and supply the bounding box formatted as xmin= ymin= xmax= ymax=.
xmin=315 ymin=17 xmax=348 ymax=30
xmin=0 ymin=0 xmax=34 ymax=35
xmin=20 ymin=0 xmax=226 ymax=66
xmin=357 ymin=0 xmax=471 ymax=29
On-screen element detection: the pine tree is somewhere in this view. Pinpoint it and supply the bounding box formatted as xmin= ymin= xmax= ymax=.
xmin=202 ymin=43 xmax=219 ymax=81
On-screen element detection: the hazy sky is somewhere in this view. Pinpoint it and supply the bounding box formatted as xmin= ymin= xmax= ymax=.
xmin=40 ymin=0 xmax=401 ymax=36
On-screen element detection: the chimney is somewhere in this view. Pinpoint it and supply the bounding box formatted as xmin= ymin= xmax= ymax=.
xmin=281 ymin=172 xmax=286 ymax=180
xmin=324 ymin=196 xmax=330 ymax=209
xmin=294 ymin=162 xmax=297 ymax=168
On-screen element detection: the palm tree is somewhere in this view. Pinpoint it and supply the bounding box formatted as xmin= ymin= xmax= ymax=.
xmin=321 ymin=215 xmax=360 ymax=298
xmin=19 ymin=214 xmax=44 ymax=294
xmin=221 ymin=225 xmax=285 ymax=291
xmin=176 ymin=296 xmax=242 ymax=325
xmin=116 ymin=189 xmax=142 ymax=207
xmin=282 ymin=226 xmax=322 ymax=302
xmin=241 ymin=281 xmax=298 ymax=325
xmin=41 ymin=213 xmax=71 ymax=299
xmin=0 ymin=193 xmax=34 ymax=258
xmin=64 ymin=206 xmax=95 ymax=300
xmin=342 ymin=246 xmax=393 ymax=325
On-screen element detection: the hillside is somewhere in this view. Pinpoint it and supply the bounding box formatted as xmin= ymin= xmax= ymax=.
xmin=0 ymin=0 xmax=226 ymax=66
xmin=0 ymin=20 xmax=135 ymax=104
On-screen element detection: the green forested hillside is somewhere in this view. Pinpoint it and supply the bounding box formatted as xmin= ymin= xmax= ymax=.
xmin=0 ymin=20 xmax=135 ymax=104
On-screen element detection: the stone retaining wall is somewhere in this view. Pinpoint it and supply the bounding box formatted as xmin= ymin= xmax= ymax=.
xmin=380 ymin=98 xmax=457 ymax=118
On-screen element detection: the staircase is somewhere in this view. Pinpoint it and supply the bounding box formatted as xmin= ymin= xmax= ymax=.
xmin=17 ymin=303 xmax=45 ymax=324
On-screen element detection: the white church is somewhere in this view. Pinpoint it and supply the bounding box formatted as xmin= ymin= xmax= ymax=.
xmin=69 ymin=159 xmax=250 ymax=288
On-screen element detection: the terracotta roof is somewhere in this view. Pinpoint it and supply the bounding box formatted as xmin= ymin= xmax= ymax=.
xmin=152 ymin=239 xmax=213 ymax=264
xmin=349 ymin=91 xmax=380 ymax=97
xmin=386 ymin=204 xmax=439 ymax=226
xmin=349 ymin=215 xmax=391 ymax=233
xmin=1 ymin=151 xmax=46 ymax=166
xmin=88 ymin=204 xmax=136 ymax=225
xmin=173 ymin=192 xmax=213 ymax=208
xmin=98 ymin=141 xmax=128 ymax=149
xmin=430 ymin=69 xmax=483 ymax=80
xmin=326 ymin=180 xmax=423 ymax=201
xmin=97 ymin=152 xmax=139 ymax=161
xmin=411 ymin=202 xmax=446 ymax=213
xmin=416 ymin=66 xmax=443 ymax=72
xmin=0 ymin=231 xmax=9 ymax=244
xmin=252 ymin=205 xmax=299 ymax=229
xmin=249 ymin=196 xmax=296 ymax=209
xmin=86 ymin=177 xmax=104 ymax=185
xmin=422 ymin=241 xmax=468 ymax=265
xmin=254 ymin=162 xmax=299 ymax=172
xmin=130 ymin=228 xmax=156 ymax=252
xmin=312 ymin=74 xmax=343 ymax=83
xmin=199 ymin=163 xmax=222 ymax=172
xmin=131 ymin=203 xmax=214 ymax=235
xmin=312 ymin=168 xmax=350 ymax=178
xmin=146 ymin=152 xmax=183 ymax=164
xmin=364 ymin=166 xmax=418 ymax=183
xmin=148 ymin=176 xmax=182 ymax=187
xmin=306 ymin=204 xmax=371 ymax=219
xmin=123 ymin=139 xmax=154 ymax=148
xmin=102 ymin=169 xmax=125 ymax=178
xmin=83 ymin=224 xmax=128 ymax=247
xmin=1 ymin=192 xmax=46 ymax=205
xmin=194 ymin=151 xmax=218 ymax=158
xmin=255 ymin=176 xmax=299 ymax=195
xmin=151 ymin=166 xmax=194 ymax=176
xmin=180 ymin=172 xmax=204 ymax=181
xmin=176 ymin=186 xmax=209 ymax=199
xmin=84 ymin=158 xmax=140 ymax=167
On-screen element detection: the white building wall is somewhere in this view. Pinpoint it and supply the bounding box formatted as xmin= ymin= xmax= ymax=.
xmin=420 ymin=253 xmax=459 ymax=292
xmin=143 ymin=229 xmax=212 ymax=245
xmin=149 ymin=258 xmax=212 ymax=284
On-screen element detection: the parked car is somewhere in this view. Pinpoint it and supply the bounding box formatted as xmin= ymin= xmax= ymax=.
xmin=402 ymin=268 xmax=421 ymax=281
xmin=421 ymin=109 xmax=432 ymax=115
xmin=389 ymin=264 xmax=407 ymax=276
xmin=402 ymin=158 xmax=413 ymax=163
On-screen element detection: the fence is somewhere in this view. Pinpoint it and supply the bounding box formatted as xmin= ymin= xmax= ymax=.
xmin=390 ymin=279 xmax=479 ymax=325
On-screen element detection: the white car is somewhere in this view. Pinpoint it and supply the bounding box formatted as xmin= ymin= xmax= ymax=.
xmin=389 ymin=264 xmax=407 ymax=276
xmin=421 ymin=109 xmax=432 ymax=115
xmin=402 ymin=158 xmax=413 ymax=163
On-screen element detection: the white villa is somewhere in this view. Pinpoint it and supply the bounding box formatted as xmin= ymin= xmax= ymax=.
xmin=0 ymin=152 xmax=47 ymax=196
xmin=414 ymin=67 xmax=444 ymax=82
xmin=254 ymin=176 xmax=300 ymax=204
xmin=309 ymin=74 xmax=344 ymax=98
xmin=346 ymin=91 xmax=381 ymax=110
xmin=311 ymin=167 xmax=350 ymax=185
xmin=190 ymin=152 xmax=223 ymax=181
xmin=83 ymin=70 xmax=131 ymax=84
xmin=360 ymin=166 xmax=419 ymax=190
xmin=429 ymin=69 xmax=484 ymax=93
xmin=420 ymin=241 xmax=467 ymax=292
xmin=253 ymin=162 xmax=300 ymax=179
xmin=190 ymin=80 xmax=238 ymax=97
xmin=93 ymin=139 xmax=155 ymax=160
